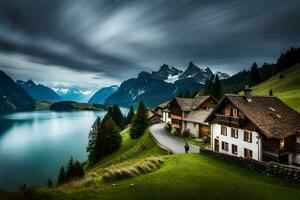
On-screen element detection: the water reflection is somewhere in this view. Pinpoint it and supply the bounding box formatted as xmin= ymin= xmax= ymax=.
xmin=0 ymin=109 xmax=128 ymax=191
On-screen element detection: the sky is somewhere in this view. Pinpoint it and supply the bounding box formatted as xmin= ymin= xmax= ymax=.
xmin=0 ymin=0 xmax=300 ymax=91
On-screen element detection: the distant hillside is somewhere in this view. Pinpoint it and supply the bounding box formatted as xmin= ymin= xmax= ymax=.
xmin=16 ymin=80 xmax=60 ymax=101
xmin=223 ymin=47 xmax=300 ymax=93
xmin=49 ymin=101 xmax=107 ymax=111
xmin=0 ymin=70 xmax=35 ymax=113
xmin=89 ymin=85 xmax=118 ymax=104
xmin=250 ymin=63 xmax=300 ymax=112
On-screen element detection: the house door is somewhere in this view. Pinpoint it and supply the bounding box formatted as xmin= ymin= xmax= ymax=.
xmin=214 ymin=139 xmax=219 ymax=152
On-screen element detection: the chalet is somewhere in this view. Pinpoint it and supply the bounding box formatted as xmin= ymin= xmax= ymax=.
xmin=147 ymin=110 xmax=161 ymax=125
xmin=205 ymin=87 xmax=300 ymax=165
xmin=154 ymin=101 xmax=171 ymax=123
xmin=168 ymin=96 xmax=218 ymax=137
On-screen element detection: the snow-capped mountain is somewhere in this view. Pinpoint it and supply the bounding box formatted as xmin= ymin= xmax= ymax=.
xmin=151 ymin=64 xmax=183 ymax=82
xmin=53 ymin=87 xmax=93 ymax=103
xmin=215 ymin=71 xmax=230 ymax=80
xmin=179 ymin=62 xmax=214 ymax=84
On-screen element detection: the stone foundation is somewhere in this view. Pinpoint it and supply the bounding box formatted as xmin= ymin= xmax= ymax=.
xmin=200 ymin=148 xmax=300 ymax=182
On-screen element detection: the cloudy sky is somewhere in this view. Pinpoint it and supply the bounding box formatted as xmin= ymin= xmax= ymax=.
xmin=0 ymin=0 xmax=299 ymax=90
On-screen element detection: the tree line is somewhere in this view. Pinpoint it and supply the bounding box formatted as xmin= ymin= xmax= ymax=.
xmin=51 ymin=102 xmax=148 ymax=186
xmin=223 ymin=47 xmax=300 ymax=93
xmin=87 ymin=101 xmax=148 ymax=166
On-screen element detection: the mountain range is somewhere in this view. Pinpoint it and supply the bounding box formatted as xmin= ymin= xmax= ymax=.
xmin=53 ymin=88 xmax=94 ymax=103
xmin=16 ymin=80 xmax=61 ymax=101
xmin=0 ymin=71 xmax=35 ymax=113
xmin=105 ymin=62 xmax=230 ymax=108
xmin=88 ymin=85 xmax=118 ymax=104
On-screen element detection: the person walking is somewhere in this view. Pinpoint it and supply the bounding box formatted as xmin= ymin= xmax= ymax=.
xmin=184 ymin=142 xmax=190 ymax=154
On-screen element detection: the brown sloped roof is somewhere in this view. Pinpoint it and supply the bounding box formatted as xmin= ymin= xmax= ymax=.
xmin=147 ymin=110 xmax=161 ymax=119
xmin=192 ymin=96 xmax=213 ymax=109
xmin=206 ymin=94 xmax=300 ymax=139
xmin=175 ymin=96 xmax=212 ymax=111
xmin=183 ymin=109 xmax=212 ymax=125
xmin=159 ymin=100 xmax=170 ymax=109
xmin=174 ymin=97 xmax=194 ymax=111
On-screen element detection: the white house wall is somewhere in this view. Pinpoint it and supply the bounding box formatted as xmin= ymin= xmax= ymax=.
xmin=162 ymin=112 xmax=171 ymax=123
xmin=184 ymin=121 xmax=199 ymax=138
xmin=211 ymin=124 xmax=262 ymax=161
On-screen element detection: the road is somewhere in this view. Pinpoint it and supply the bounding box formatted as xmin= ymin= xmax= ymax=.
xmin=149 ymin=123 xmax=200 ymax=154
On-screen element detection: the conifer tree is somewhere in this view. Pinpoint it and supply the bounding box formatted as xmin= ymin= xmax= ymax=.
xmin=87 ymin=117 xmax=101 ymax=165
xmin=47 ymin=178 xmax=53 ymax=187
xmin=212 ymin=74 xmax=222 ymax=100
xmin=250 ymin=62 xmax=261 ymax=86
xmin=57 ymin=166 xmax=66 ymax=185
xmin=106 ymin=105 xmax=125 ymax=130
xmin=129 ymin=101 xmax=149 ymax=139
xmin=126 ymin=105 xmax=135 ymax=125
xmin=73 ymin=161 xmax=85 ymax=179
xmin=101 ymin=116 xmax=122 ymax=155
xmin=66 ymin=156 xmax=74 ymax=181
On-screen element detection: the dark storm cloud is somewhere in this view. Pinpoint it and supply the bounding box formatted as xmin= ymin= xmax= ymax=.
xmin=0 ymin=0 xmax=299 ymax=87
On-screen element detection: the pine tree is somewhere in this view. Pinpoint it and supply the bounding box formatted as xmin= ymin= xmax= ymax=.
xmin=47 ymin=177 xmax=53 ymax=187
xmin=126 ymin=105 xmax=135 ymax=125
xmin=204 ymin=76 xmax=214 ymax=95
xmin=101 ymin=116 xmax=122 ymax=154
xmin=112 ymin=105 xmax=125 ymax=129
xmin=106 ymin=105 xmax=125 ymax=130
xmin=66 ymin=156 xmax=74 ymax=181
xmin=87 ymin=117 xmax=101 ymax=165
xmin=73 ymin=161 xmax=85 ymax=179
xmin=250 ymin=62 xmax=261 ymax=86
xmin=129 ymin=101 xmax=149 ymax=139
xmin=212 ymin=74 xmax=223 ymax=99
xmin=57 ymin=166 xmax=66 ymax=185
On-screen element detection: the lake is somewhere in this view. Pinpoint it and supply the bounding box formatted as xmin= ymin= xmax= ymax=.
xmin=0 ymin=109 xmax=128 ymax=191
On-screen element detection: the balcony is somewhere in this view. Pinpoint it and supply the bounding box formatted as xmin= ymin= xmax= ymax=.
xmin=215 ymin=114 xmax=246 ymax=126
xmin=171 ymin=114 xmax=182 ymax=120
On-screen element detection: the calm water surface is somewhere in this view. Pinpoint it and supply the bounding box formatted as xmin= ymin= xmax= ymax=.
xmin=0 ymin=109 xmax=128 ymax=191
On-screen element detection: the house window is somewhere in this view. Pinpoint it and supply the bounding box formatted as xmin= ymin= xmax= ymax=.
xmin=221 ymin=126 xmax=227 ymax=136
xmin=232 ymin=109 xmax=238 ymax=117
xmin=225 ymin=108 xmax=231 ymax=116
xmin=280 ymin=139 xmax=285 ymax=150
xmin=244 ymin=148 xmax=253 ymax=158
xmin=222 ymin=142 xmax=228 ymax=151
xmin=193 ymin=123 xmax=197 ymax=128
xmin=231 ymin=128 xmax=238 ymax=138
xmin=244 ymin=131 xmax=252 ymax=143
xmin=232 ymin=144 xmax=238 ymax=155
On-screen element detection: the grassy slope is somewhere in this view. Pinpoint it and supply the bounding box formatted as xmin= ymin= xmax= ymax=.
xmin=23 ymin=154 xmax=300 ymax=200
xmin=250 ymin=63 xmax=300 ymax=112
xmin=11 ymin=128 xmax=300 ymax=200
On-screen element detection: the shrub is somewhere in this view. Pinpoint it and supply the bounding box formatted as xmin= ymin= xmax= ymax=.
xmin=181 ymin=129 xmax=191 ymax=138
xmin=172 ymin=128 xmax=181 ymax=137
xmin=102 ymin=157 xmax=163 ymax=182
xmin=203 ymin=136 xmax=211 ymax=144
xmin=164 ymin=123 xmax=172 ymax=133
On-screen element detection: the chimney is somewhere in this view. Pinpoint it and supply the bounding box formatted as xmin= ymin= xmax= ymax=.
xmin=244 ymin=85 xmax=252 ymax=102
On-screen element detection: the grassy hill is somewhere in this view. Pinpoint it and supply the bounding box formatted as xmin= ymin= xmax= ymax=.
xmin=5 ymin=128 xmax=300 ymax=200
xmin=250 ymin=63 xmax=300 ymax=112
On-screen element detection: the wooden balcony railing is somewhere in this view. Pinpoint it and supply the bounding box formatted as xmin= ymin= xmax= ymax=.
xmin=171 ymin=114 xmax=182 ymax=120
xmin=215 ymin=114 xmax=246 ymax=126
